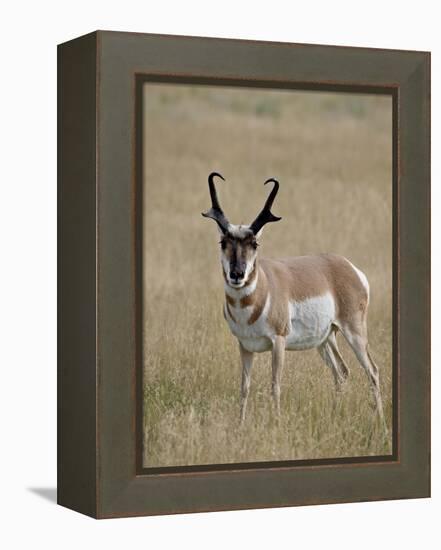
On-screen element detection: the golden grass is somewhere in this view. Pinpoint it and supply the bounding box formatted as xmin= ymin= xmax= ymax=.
xmin=142 ymin=84 xmax=393 ymax=467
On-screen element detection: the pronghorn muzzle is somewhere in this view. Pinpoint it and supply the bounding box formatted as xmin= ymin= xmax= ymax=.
xmin=229 ymin=263 xmax=246 ymax=285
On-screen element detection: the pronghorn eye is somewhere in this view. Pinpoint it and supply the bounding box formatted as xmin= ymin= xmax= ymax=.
xmin=220 ymin=239 xmax=227 ymax=250
xmin=251 ymin=241 xmax=259 ymax=250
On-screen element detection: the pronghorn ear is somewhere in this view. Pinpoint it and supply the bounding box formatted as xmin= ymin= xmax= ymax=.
xmin=255 ymin=228 xmax=264 ymax=240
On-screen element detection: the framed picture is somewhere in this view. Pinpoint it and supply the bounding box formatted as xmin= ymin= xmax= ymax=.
xmin=58 ymin=31 xmax=430 ymax=518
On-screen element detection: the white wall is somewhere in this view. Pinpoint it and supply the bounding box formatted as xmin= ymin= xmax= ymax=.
xmin=0 ymin=1 xmax=438 ymax=548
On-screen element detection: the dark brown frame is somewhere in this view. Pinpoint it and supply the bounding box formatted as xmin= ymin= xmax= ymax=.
xmin=58 ymin=30 xmax=430 ymax=518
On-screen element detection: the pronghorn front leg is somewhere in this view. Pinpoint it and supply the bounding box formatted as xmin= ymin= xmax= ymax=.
xmin=271 ymin=335 xmax=286 ymax=416
xmin=239 ymin=342 xmax=254 ymax=423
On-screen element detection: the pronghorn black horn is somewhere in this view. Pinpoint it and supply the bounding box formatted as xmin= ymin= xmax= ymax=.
xmin=249 ymin=178 xmax=282 ymax=235
xmin=201 ymin=172 xmax=230 ymax=234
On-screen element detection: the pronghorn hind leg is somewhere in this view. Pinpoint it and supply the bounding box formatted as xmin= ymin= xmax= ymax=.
xmin=327 ymin=328 xmax=350 ymax=383
xmin=340 ymin=325 xmax=386 ymax=430
xmin=271 ymin=335 xmax=285 ymax=417
xmin=317 ymin=338 xmax=346 ymax=391
xmin=239 ymin=341 xmax=254 ymax=423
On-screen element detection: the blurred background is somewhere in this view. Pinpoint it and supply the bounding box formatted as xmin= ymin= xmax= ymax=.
xmin=142 ymin=83 xmax=392 ymax=467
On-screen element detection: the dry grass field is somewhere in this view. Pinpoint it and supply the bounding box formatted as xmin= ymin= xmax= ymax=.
xmin=142 ymin=84 xmax=392 ymax=468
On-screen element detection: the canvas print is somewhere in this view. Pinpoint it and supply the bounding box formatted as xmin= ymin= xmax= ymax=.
xmin=141 ymin=83 xmax=393 ymax=468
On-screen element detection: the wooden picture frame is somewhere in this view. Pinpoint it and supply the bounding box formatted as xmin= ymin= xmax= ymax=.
xmin=58 ymin=30 xmax=430 ymax=518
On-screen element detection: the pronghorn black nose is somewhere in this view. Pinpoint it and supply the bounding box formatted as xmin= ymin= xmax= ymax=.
xmin=230 ymin=268 xmax=245 ymax=281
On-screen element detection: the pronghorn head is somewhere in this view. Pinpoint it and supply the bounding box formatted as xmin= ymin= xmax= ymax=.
xmin=202 ymin=172 xmax=281 ymax=288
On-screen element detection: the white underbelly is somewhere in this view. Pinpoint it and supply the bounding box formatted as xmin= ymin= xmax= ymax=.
xmin=225 ymin=292 xmax=336 ymax=353
xmin=285 ymin=293 xmax=335 ymax=350
xmin=239 ymin=336 xmax=273 ymax=353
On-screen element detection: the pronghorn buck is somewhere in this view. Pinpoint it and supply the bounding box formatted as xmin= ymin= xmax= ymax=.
xmin=202 ymin=172 xmax=385 ymax=426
